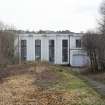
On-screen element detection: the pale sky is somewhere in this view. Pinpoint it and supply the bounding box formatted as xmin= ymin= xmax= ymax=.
xmin=0 ymin=0 xmax=102 ymax=32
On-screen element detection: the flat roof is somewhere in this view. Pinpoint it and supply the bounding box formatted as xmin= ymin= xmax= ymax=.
xmin=16 ymin=33 xmax=83 ymax=37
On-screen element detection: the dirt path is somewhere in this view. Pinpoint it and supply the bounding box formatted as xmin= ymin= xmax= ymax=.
xmin=71 ymin=68 xmax=105 ymax=96
xmin=83 ymin=76 xmax=105 ymax=96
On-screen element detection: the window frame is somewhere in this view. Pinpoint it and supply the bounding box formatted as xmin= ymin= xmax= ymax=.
xmin=49 ymin=40 xmax=55 ymax=63
xmin=76 ymin=39 xmax=82 ymax=48
xmin=62 ymin=39 xmax=68 ymax=62
xmin=35 ymin=39 xmax=41 ymax=60
xmin=21 ymin=40 xmax=27 ymax=61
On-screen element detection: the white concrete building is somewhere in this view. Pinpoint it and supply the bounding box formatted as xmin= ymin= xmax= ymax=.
xmin=15 ymin=33 xmax=89 ymax=67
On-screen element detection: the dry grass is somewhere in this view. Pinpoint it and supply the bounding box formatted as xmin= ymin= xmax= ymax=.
xmin=0 ymin=62 xmax=104 ymax=105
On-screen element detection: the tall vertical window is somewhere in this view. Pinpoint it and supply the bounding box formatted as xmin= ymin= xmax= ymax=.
xmin=21 ymin=40 xmax=27 ymax=61
xmin=35 ymin=40 xmax=41 ymax=60
xmin=76 ymin=39 xmax=81 ymax=48
xmin=49 ymin=40 xmax=55 ymax=63
xmin=62 ymin=40 xmax=68 ymax=62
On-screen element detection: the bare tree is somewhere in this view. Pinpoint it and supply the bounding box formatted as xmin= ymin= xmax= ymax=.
xmin=82 ymin=30 xmax=105 ymax=72
xmin=99 ymin=2 xmax=105 ymax=32
xmin=0 ymin=22 xmax=16 ymax=65
xmin=82 ymin=32 xmax=99 ymax=72
xmin=82 ymin=1 xmax=105 ymax=72
xmin=96 ymin=0 xmax=105 ymax=71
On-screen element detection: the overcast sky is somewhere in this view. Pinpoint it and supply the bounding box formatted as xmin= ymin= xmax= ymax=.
xmin=0 ymin=0 xmax=102 ymax=32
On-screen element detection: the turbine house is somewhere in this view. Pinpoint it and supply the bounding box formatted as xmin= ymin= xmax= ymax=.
xmin=15 ymin=33 xmax=89 ymax=67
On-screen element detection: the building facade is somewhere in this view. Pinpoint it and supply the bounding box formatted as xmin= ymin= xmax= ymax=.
xmin=15 ymin=33 xmax=89 ymax=67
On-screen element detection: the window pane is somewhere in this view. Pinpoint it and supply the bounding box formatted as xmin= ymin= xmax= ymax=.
xmin=35 ymin=40 xmax=41 ymax=60
xmin=49 ymin=40 xmax=55 ymax=63
xmin=21 ymin=40 xmax=27 ymax=61
xmin=76 ymin=39 xmax=81 ymax=48
xmin=62 ymin=40 xmax=68 ymax=62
